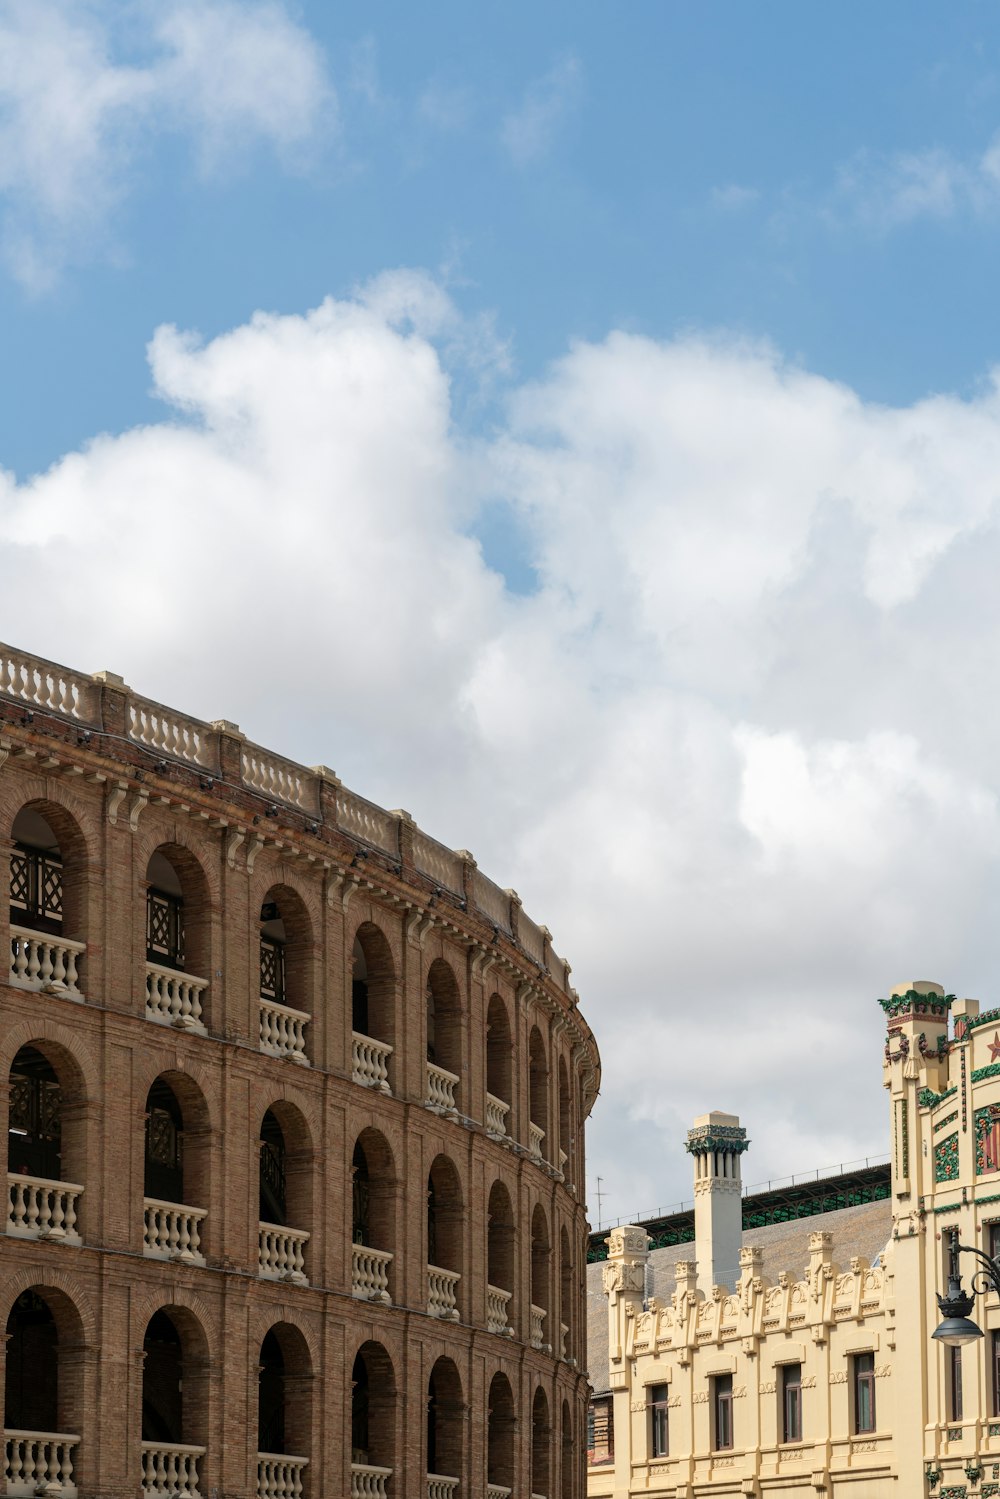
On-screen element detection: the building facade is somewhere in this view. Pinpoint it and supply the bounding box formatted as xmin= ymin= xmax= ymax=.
xmin=0 ymin=642 xmax=600 ymax=1499
xmin=588 ymin=981 xmax=1000 ymax=1497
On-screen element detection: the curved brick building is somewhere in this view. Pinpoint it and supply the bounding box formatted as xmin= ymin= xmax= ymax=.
xmin=0 ymin=643 xmax=600 ymax=1499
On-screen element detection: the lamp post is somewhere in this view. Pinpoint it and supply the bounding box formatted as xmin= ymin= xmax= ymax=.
xmin=931 ymin=1226 xmax=999 ymax=1347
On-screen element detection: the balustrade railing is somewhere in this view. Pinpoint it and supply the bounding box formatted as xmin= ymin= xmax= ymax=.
xmin=352 ymin=1244 xmax=392 ymax=1304
xmin=7 ymin=1174 xmax=82 ymax=1243
xmin=141 ymin=1441 xmax=205 ymax=1499
xmin=259 ymin=999 xmax=310 ymax=1064
xmin=143 ymin=1199 xmax=207 ymax=1265
xmin=242 ymin=745 xmax=319 ymax=814
xmin=4 ymin=1429 xmax=79 ymax=1498
xmin=257 ymin=1453 xmax=308 ymax=1499
xmin=529 ymin=1122 xmax=545 ymax=1161
xmin=412 ymin=830 xmax=464 ymax=894
xmin=530 ymin=1303 xmax=547 ymax=1350
xmin=487 ymin=1486 xmax=512 ymax=1499
xmin=425 ymin=1061 xmax=459 ymax=1117
xmin=10 ymin=926 xmax=85 ymax=999
xmin=145 ymin=962 xmax=208 ymax=1033
xmin=0 ymin=646 xmax=98 ymax=721
xmin=485 ymin=1092 xmax=510 ymax=1138
xmin=487 ymin=1284 xmax=513 ymax=1336
xmin=427 ymin=1475 xmax=459 ymax=1499
xmin=130 ymin=699 xmax=216 ymax=770
xmin=427 ymin=1264 xmax=461 ymax=1320
xmin=258 ymin=1222 xmax=309 ymax=1283
xmin=352 ymin=1032 xmax=392 ymax=1092
xmin=351 ymin=1462 xmax=392 ymax=1498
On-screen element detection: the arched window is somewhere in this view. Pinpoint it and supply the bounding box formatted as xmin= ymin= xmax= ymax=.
xmin=7 ymin=1042 xmax=85 ymax=1241
xmin=426 ymin=1155 xmax=462 ymax=1321
xmin=487 ymin=1373 xmax=515 ymax=1494
xmin=351 ymin=1132 xmax=395 ymax=1304
xmin=144 ymin=846 xmax=210 ymax=1034
xmin=532 ymin=1387 xmax=551 ymax=1499
xmin=258 ymin=886 xmax=311 ymax=1064
xmin=143 ymin=1074 xmax=209 ymax=1265
xmin=530 ymin=1205 xmax=551 ymax=1352
xmin=351 ymin=1344 xmax=395 ymax=1487
xmin=560 ymin=1400 xmax=574 ymax=1499
xmin=558 ymin=1055 xmax=571 ymax=1183
xmin=141 ymin=1307 xmax=209 ymax=1496
xmin=9 ymin=804 xmax=86 ymax=998
xmin=351 ymin=926 xmax=395 ymax=1092
xmin=485 ymin=994 xmax=512 ymax=1139
xmin=257 ymin=1322 xmax=312 ymax=1494
xmin=5 ymin=1286 xmax=85 ymax=1489
xmin=528 ymin=1027 xmax=548 ymax=1163
xmin=258 ymin=1103 xmax=311 ymax=1284
xmin=486 ymin=1181 xmax=515 ymax=1336
xmin=425 ymin=959 xmax=461 ymax=1117
xmin=559 ymin=1226 xmax=574 ymax=1364
xmin=426 ymin=1358 xmax=463 ymax=1490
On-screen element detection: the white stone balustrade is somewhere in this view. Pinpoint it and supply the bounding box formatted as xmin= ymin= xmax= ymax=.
xmin=145 ymin=962 xmax=207 ymax=1033
xmin=143 ymin=1199 xmax=207 ymax=1265
xmin=531 ymin=1493 xmax=547 ymax=1499
xmin=7 ymin=1174 xmax=83 ymax=1243
xmin=10 ymin=926 xmax=85 ymax=999
xmin=351 ymin=1462 xmax=392 ymax=1498
xmin=530 ymin=1303 xmax=547 ymax=1349
xmin=487 ymin=1487 xmax=512 ymax=1499
xmin=427 ymin=1475 xmax=459 ymax=1499
xmin=259 ymin=999 xmax=310 ymax=1064
xmin=141 ymin=1441 xmax=205 ymax=1499
xmin=529 ymin=1122 xmax=545 ymax=1161
xmin=257 ymin=1453 xmax=308 ymax=1499
xmin=485 ymin=1092 xmax=510 ymax=1137
xmin=352 ymin=1032 xmax=392 ymax=1092
xmin=4 ymin=1429 xmax=79 ymax=1498
xmin=427 ymin=1264 xmax=461 ymax=1320
xmin=258 ymin=1222 xmax=309 ymax=1283
xmin=352 ymin=1244 xmax=392 ymax=1304
xmin=487 ymin=1284 xmax=513 ymax=1336
xmin=425 ymin=1061 xmax=459 ymax=1117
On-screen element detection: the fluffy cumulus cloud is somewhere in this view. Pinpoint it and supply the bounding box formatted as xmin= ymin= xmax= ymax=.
xmin=5 ymin=274 xmax=1000 ymax=1221
xmin=0 ymin=0 xmax=332 ymax=285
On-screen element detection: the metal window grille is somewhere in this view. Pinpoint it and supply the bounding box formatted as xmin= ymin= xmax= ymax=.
xmin=259 ymin=936 xmax=286 ymax=1004
xmin=146 ymin=888 xmax=185 ymax=968
xmin=10 ymin=845 xmax=64 ymax=932
xmin=146 ymin=1108 xmax=182 ymax=1171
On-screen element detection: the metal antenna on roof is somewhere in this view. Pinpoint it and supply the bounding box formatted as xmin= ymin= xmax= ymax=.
xmin=595 ymin=1176 xmax=606 ymax=1227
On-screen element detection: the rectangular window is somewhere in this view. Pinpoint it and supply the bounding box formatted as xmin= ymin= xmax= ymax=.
xmin=649 ymin=1384 xmax=669 ymax=1458
xmin=781 ymin=1363 xmax=802 ymax=1443
xmin=146 ymin=887 xmax=185 ymax=969
xmin=992 ymin=1330 xmax=1000 ymax=1418
xmin=713 ymin=1374 xmax=733 ymax=1451
xmin=587 ymin=1397 xmax=614 ymax=1466
xmin=949 ymin=1345 xmax=963 ymax=1422
xmin=989 ymin=1221 xmax=1000 ymax=1264
xmin=853 ymin=1353 xmax=876 ymax=1434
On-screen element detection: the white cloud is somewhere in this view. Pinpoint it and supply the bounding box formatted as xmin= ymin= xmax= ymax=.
xmin=6 ymin=276 xmax=1000 ymax=1222
xmin=0 ymin=0 xmax=333 ymax=286
xmin=500 ymin=55 xmax=582 ymax=167
xmin=711 ymin=183 xmax=760 ymax=213
xmin=826 ymin=131 xmax=1000 ymax=233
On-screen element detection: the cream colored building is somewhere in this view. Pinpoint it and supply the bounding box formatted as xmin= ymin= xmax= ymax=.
xmin=587 ymin=981 xmax=1000 ymax=1497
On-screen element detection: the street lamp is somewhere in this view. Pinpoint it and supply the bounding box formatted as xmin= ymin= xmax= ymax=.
xmin=932 ymin=1226 xmax=997 ymax=1347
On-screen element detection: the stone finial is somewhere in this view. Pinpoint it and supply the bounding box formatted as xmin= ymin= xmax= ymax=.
xmin=606 ymin=1225 xmax=649 ymax=1262
xmin=890 ymin=980 xmax=943 ymax=997
xmin=739 ymin=1245 xmax=764 ymax=1276
xmin=92 ymin=670 xmax=130 ymax=689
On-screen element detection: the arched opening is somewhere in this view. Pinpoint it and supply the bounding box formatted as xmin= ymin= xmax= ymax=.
xmin=528 ymin=1027 xmax=548 ymax=1162
xmin=143 ymin=1073 xmax=209 ymax=1264
xmin=530 ymin=1205 xmax=551 ymax=1351
xmin=427 ymin=1155 xmax=463 ymax=1320
xmin=258 ymin=886 xmax=311 ymax=1064
xmin=351 ymin=1343 xmax=395 ymax=1480
xmin=351 ymin=925 xmax=396 ymax=1091
xmin=532 ymin=1387 xmax=551 ymax=1499
xmin=5 ymin=1286 xmax=85 ymax=1487
xmin=560 ymin=1400 xmax=574 ymax=1499
xmin=257 ymin=1322 xmax=312 ymax=1482
xmin=427 ymin=1357 xmax=463 ymax=1487
xmin=487 ymin=1180 xmax=515 ymax=1336
xmin=144 ymin=846 xmax=211 ymax=1033
xmin=558 ymin=1056 xmax=571 ymax=1182
xmin=425 ymin=958 xmax=462 ymax=1116
xmin=258 ymin=1102 xmax=311 ymax=1284
xmin=141 ymin=1306 xmax=209 ymax=1488
xmin=485 ymin=994 xmax=512 ymax=1138
xmin=487 ymin=1372 xmax=515 ymax=1493
xmin=351 ymin=1131 xmax=395 ymax=1304
xmin=9 ymin=803 xmax=87 ymax=997
xmin=8 ymin=1042 xmax=86 ymax=1241
xmin=259 ymin=1109 xmax=287 ymax=1225
xmin=559 ymin=1226 xmax=574 ymax=1363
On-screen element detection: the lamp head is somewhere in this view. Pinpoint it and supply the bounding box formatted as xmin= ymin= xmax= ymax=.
xmin=933 ymin=1278 xmax=983 ymax=1347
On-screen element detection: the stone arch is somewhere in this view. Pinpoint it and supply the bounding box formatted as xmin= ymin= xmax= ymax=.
xmin=426 ymin=956 xmax=462 ymax=1115
xmin=4 ymin=1282 xmax=88 ymax=1440
xmin=257 ymin=1098 xmax=314 ymax=1281
xmin=352 ymin=1127 xmax=397 ymax=1302
xmin=7 ymin=794 xmax=92 ymax=945
xmin=143 ymin=1069 xmax=212 ymax=1225
xmin=7 ymin=1033 xmax=90 ymax=1196
xmin=143 ymin=839 xmax=214 ymax=986
xmin=257 ymin=1320 xmax=313 ymax=1466
xmin=531 ymin=1204 xmax=551 ymax=1339
xmin=557 ymin=1054 xmax=571 ymax=1179
xmin=427 ymin=1154 xmax=463 ymax=1319
xmin=486 ymin=993 xmax=513 ymax=1114
xmin=487 ymin=1179 xmax=515 ymax=1333
xmin=560 ymin=1398 xmax=573 ymax=1499
xmin=350 ymin=1340 xmax=396 ymax=1472
xmin=528 ymin=1025 xmax=549 ymax=1159
xmin=427 ymin=1355 xmax=463 ymax=1484
xmin=257 ymin=879 xmax=316 ymax=1046
xmin=351 ymin=920 xmax=398 ymax=1087
xmin=141 ymin=1302 xmax=211 ymax=1453
xmin=559 ymin=1225 xmax=574 ymax=1362
xmin=487 ymin=1371 xmax=516 ymax=1492
xmin=531 ymin=1385 xmax=551 ymax=1499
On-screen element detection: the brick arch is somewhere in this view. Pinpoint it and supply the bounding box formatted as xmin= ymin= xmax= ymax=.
xmin=5 ymin=789 xmax=97 ymax=947
xmin=425 ymin=956 xmax=462 ymax=1105
xmin=139 ymin=1297 xmax=214 ymax=1454
xmin=250 ymin=863 xmax=323 ymax=927
xmin=131 ymin=1285 xmax=216 ymax=1355
xmin=0 ymin=778 xmax=101 ymax=847
xmin=255 ymin=1318 xmax=315 ymax=1466
xmin=256 ymin=877 xmax=318 ymax=1031
xmin=135 ymin=823 xmax=222 ymax=908
xmin=346 ymin=906 xmax=403 ymax=973
xmin=133 ymin=1052 xmax=219 ymax=1133
xmin=427 ymin=1354 xmax=464 ymax=1482
xmin=247 ymin=1306 xmax=320 ymax=1366
xmin=4 ymin=1024 xmax=97 ymax=1197
xmin=256 ymin=1094 xmax=316 ymax=1242
xmin=0 ymin=1267 xmax=97 ymax=1347
xmin=1 ymin=1016 xmax=99 ymax=1103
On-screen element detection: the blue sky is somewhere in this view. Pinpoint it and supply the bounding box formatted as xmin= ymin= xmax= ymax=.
xmin=7 ymin=2 xmax=1000 ymax=1219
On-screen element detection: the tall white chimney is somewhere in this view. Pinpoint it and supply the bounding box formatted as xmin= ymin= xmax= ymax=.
xmin=686 ymin=1110 xmax=749 ymax=1293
